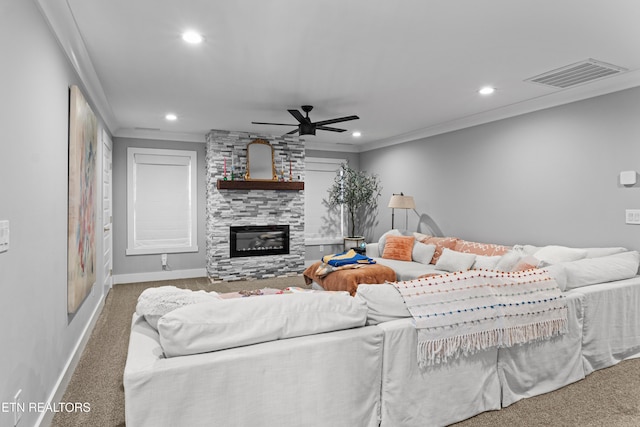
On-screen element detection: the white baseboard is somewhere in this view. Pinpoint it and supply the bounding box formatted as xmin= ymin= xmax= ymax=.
xmin=36 ymin=292 xmax=105 ymax=427
xmin=113 ymin=268 xmax=207 ymax=284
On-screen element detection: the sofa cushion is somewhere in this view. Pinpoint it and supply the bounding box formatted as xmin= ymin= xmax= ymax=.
xmin=561 ymin=251 xmax=640 ymax=290
xmin=157 ymin=292 xmax=368 ymax=357
xmin=373 ymin=257 xmax=447 ymax=281
xmin=355 ymin=283 xmax=411 ymax=325
xmin=533 ymin=245 xmax=588 ymax=264
xmin=413 ymin=242 xmax=436 ymax=265
xmin=584 ymin=247 xmax=628 ymax=258
xmin=382 ymin=235 xmax=415 ymax=261
xmin=435 ymin=248 xmax=477 ymax=272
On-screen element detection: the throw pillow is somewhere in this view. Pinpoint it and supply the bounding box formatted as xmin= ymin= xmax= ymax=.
xmin=473 ymin=255 xmax=502 ymax=270
xmin=412 ymin=241 xmax=437 ymax=265
xmin=454 ymin=240 xmax=510 ymax=256
xmin=495 ymin=251 xmax=523 ymax=272
xmin=136 ymin=286 xmax=221 ymax=330
xmin=414 ymin=235 xmax=459 ymax=264
xmin=382 ymin=235 xmax=415 ymax=261
xmin=378 ymin=229 xmax=402 ymax=255
xmin=511 ymin=255 xmax=542 ymax=272
xmin=434 ymin=248 xmax=477 ymax=272
xmin=534 ymin=245 xmax=588 ymax=265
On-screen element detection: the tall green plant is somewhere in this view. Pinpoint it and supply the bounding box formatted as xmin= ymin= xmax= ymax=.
xmin=327 ymin=163 xmax=382 ymax=237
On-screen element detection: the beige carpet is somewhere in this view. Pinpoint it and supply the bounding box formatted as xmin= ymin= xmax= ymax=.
xmin=52 ymin=276 xmax=640 ymax=427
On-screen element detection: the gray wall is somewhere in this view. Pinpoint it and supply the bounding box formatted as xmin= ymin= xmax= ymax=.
xmin=361 ymin=86 xmax=640 ymax=251
xmin=304 ymin=149 xmax=362 ymax=261
xmin=112 ymin=137 xmax=207 ymax=275
xmin=0 ymin=2 xmax=108 ymax=426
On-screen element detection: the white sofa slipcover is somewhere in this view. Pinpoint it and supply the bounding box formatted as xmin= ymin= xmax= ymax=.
xmin=124 ymin=314 xmax=384 ymax=427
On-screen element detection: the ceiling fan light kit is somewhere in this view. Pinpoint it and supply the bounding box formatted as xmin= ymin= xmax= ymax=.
xmin=252 ymin=105 xmax=359 ymax=136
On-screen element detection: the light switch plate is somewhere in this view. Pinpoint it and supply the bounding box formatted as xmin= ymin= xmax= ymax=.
xmin=0 ymin=220 xmax=9 ymax=253
xmin=625 ymin=209 xmax=640 ymax=225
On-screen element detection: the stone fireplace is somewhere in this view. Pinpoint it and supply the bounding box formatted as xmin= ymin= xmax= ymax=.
xmin=205 ymin=130 xmax=305 ymax=281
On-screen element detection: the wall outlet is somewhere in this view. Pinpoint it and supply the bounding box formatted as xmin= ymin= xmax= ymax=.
xmin=13 ymin=389 xmax=23 ymax=426
xmin=319 ymin=245 xmax=324 ymax=253
xmin=161 ymin=253 xmax=168 ymax=268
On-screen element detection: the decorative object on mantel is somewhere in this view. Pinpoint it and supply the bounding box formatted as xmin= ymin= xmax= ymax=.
xmin=245 ymin=139 xmax=277 ymax=181
xmin=327 ymin=163 xmax=382 ymax=243
xmin=388 ymin=192 xmax=416 ymax=229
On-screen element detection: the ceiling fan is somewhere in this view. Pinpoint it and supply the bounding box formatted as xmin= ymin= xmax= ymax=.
xmin=252 ymin=105 xmax=359 ymax=136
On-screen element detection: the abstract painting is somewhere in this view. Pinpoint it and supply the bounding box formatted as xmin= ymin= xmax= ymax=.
xmin=68 ymin=85 xmax=97 ymax=314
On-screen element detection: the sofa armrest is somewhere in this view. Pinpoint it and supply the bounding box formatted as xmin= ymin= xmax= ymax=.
xmin=366 ymin=243 xmax=380 ymax=258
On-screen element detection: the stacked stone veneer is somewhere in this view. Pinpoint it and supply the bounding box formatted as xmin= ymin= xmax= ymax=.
xmin=206 ymin=129 xmax=305 ymax=281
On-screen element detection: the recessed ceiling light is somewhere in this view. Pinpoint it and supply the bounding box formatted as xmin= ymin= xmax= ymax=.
xmin=479 ymin=86 xmax=495 ymax=95
xmin=165 ymin=113 xmax=177 ymax=121
xmin=182 ymin=31 xmax=203 ymax=44
xmin=352 ymin=131 xmax=362 ymax=137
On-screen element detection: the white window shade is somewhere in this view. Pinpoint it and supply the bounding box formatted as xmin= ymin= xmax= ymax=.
xmin=127 ymin=148 xmax=198 ymax=255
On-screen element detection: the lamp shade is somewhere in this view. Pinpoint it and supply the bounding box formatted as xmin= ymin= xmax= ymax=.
xmin=388 ymin=194 xmax=415 ymax=209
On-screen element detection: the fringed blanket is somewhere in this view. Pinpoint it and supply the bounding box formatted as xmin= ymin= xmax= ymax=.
xmin=392 ymin=269 xmax=567 ymax=367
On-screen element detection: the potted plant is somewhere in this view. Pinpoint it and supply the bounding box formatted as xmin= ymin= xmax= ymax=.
xmin=326 ymin=163 xmax=382 ymax=248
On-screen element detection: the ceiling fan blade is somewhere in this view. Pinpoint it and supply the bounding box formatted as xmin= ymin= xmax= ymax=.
xmin=251 ymin=121 xmax=298 ymax=126
xmin=285 ymin=128 xmax=300 ymax=135
xmin=313 ymin=115 xmax=359 ymax=126
xmin=288 ymin=109 xmax=306 ymax=123
xmin=316 ymin=126 xmax=347 ymax=133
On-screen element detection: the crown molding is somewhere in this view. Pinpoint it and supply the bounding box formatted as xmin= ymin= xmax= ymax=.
xmin=35 ymin=0 xmax=118 ymax=133
xmin=115 ymin=128 xmax=206 ymax=143
xmin=303 ymin=139 xmax=361 ymax=153
xmin=361 ymin=70 xmax=640 ymax=152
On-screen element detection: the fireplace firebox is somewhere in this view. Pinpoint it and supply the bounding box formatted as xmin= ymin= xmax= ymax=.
xmin=230 ymin=225 xmax=290 ymax=258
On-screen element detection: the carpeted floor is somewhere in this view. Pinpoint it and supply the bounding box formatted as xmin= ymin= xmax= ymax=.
xmin=51 ymin=276 xmax=640 ymax=427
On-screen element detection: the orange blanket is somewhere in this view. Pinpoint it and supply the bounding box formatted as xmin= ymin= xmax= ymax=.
xmin=303 ymin=261 xmax=396 ymax=296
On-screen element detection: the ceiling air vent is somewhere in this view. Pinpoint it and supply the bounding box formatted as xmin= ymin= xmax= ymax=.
xmin=525 ymin=59 xmax=626 ymax=89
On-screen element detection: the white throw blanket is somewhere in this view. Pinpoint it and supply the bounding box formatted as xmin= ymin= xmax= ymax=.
xmin=392 ymin=269 xmax=568 ymax=367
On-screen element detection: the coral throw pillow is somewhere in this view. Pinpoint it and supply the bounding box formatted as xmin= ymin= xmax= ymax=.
xmin=382 ymin=235 xmax=415 ymax=261
xmin=415 ymin=235 xmax=459 ymax=264
xmin=454 ymin=240 xmax=510 ymax=257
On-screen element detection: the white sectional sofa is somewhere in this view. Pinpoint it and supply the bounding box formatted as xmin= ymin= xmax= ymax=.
xmin=124 ymin=241 xmax=640 ymax=427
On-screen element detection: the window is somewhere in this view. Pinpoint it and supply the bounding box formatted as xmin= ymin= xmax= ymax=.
xmin=305 ymin=157 xmax=345 ymax=244
xmin=127 ymin=148 xmax=198 ymax=255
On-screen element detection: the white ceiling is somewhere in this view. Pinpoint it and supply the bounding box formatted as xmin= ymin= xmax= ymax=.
xmin=43 ymin=0 xmax=640 ymax=151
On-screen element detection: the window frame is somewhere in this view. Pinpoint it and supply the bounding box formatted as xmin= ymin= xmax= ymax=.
xmin=126 ymin=147 xmax=198 ymax=255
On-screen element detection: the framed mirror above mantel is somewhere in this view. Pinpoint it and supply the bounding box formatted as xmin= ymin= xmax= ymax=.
xmin=245 ymin=139 xmax=277 ymax=181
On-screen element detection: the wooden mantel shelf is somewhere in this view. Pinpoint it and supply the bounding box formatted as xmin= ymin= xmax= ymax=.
xmin=217 ymin=180 xmax=304 ymax=191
